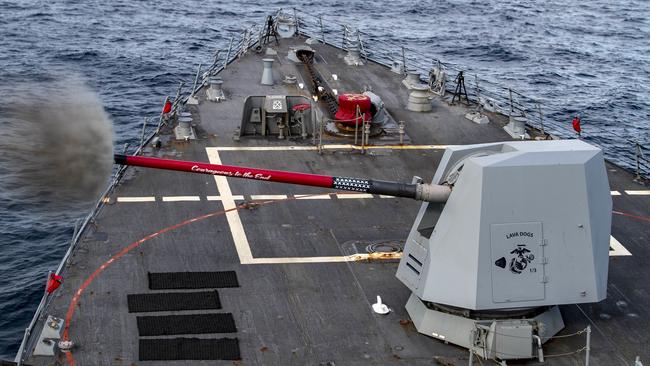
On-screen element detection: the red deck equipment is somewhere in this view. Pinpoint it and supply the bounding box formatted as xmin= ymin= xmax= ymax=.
xmin=334 ymin=93 xmax=372 ymax=126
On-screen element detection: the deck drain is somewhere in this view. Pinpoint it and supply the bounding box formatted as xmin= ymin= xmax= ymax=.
xmin=365 ymin=241 xmax=403 ymax=254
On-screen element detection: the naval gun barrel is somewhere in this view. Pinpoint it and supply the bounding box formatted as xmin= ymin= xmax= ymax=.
xmin=113 ymin=154 xmax=451 ymax=203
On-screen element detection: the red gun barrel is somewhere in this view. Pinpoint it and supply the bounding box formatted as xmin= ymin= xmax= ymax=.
xmin=113 ymin=154 xmax=450 ymax=202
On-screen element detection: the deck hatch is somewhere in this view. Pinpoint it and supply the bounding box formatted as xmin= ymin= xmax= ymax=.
xmin=148 ymin=271 xmax=239 ymax=289
xmin=139 ymin=338 xmax=240 ymax=361
xmin=127 ymin=291 xmax=222 ymax=312
xmin=137 ymin=313 xmax=237 ymax=336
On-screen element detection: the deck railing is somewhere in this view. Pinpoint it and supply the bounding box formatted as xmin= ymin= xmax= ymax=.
xmin=293 ymin=9 xmax=649 ymax=180
xmin=14 ymin=10 xmax=648 ymax=364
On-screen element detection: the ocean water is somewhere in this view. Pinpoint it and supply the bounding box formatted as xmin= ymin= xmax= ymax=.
xmin=0 ymin=0 xmax=648 ymax=359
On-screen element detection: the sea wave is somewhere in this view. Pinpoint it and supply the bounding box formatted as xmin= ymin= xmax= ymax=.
xmin=0 ymin=0 xmax=648 ymax=359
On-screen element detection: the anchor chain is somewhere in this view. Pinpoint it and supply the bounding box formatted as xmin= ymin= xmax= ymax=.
xmin=298 ymin=52 xmax=338 ymax=116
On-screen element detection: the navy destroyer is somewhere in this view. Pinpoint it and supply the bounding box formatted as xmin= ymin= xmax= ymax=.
xmin=12 ymin=10 xmax=650 ymax=365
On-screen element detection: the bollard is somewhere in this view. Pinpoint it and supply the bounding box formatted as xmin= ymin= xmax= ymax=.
xmin=176 ymin=116 xmax=193 ymax=140
xmin=207 ymin=77 xmax=225 ymax=102
xmin=405 ymin=70 xmax=421 ymax=85
xmin=407 ymin=85 xmax=432 ymax=112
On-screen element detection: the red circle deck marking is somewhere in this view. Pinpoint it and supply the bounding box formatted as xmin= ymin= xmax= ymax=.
xmin=61 ymin=194 xmax=331 ymax=365
xmin=613 ymin=210 xmax=650 ymax=223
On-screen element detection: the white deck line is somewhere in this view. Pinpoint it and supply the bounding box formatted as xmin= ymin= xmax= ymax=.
xmin=295 ymin=194 xmax=332 ymax=200
xmin=250 ymin=194 xmax=288 ymax=200
xmin=624 ymin=190 xmax=650 ymax=195
xmin=611 ymin=191 xmax=621 ymax=196
xmin=206 ymin=149 xmax=254 ymax=264
xmin=610 ymin=235 xmax=632 ymax=256
xmin=162 ymin=196 xmax=201 ymax=202
xmin=210 ymin=144 xmax=450 ymax=152
xmin=115 ymin=194 xmax=383 ymax=203
xmin=207 ymin=195 xmax=245 ymax=201
xmin=336 ymin=193 xmax=374 ymax=199
xmin=116 ymin=197 xmax=156 ymax=203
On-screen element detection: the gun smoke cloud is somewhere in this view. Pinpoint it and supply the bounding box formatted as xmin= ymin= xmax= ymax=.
xmin=0 ymin=77 xmax=114 ymax=209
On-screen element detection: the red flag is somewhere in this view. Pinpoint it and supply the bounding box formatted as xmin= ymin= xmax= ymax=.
xmin=162 ymin=100 xmax=172 ymax=114
xmin=46 ymin=273 xmax=63 ymax=294
xmin=572 ymin=116 xmax=581 ymax=133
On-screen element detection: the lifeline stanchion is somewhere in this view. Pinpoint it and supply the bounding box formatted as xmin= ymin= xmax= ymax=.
xmin=223 ymin=36 xmax=234 ymax=69
xmin=319 ymin=15 xmax=325 ymax=43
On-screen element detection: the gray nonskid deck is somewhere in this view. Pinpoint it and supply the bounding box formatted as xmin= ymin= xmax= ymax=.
xmin=26 ymin=35 xmax=650 ymax=365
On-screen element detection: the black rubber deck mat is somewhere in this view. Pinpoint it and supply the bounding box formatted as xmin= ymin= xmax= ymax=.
xmin=139 ymin=337 xmax=240 ymax=361
xmin=127 ymin=291 xmax=221 ymax=313
xmin=137 ymin=313 xmax=237 ymax=336
xmin=148 ymin=271 xmax=239 ymax=289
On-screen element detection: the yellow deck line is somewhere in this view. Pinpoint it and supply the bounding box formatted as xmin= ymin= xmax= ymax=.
xmin=209 ymin=144 xmax=449 ymax=152
xmin=249 ymin=253 xmax=402 ymax=264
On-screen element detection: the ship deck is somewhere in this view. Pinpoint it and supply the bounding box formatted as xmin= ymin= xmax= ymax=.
xmin=26 ymin=36 xmax=649 ymax=365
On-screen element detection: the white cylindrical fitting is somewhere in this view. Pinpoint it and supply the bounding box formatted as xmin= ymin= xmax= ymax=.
xmin=416 ymin=183 xmax=452 ymax=202
xmin=407 ymin=85 xmax=432 ymax=112
xmin=177 ymin=116 xmax=192 ymax=138
xmin=209 ymin=77 xmax=223 ymax=92
xmin=508 ymin=115 xmax=527 ymax=136
xmin=405 ymin=69 xmax=421 ymax=85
